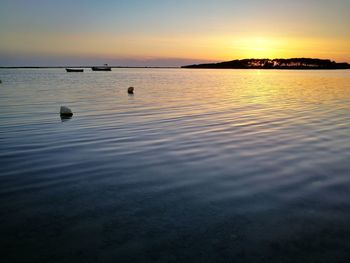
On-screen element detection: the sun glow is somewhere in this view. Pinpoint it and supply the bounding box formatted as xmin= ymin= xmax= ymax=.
xmin=252 ymin=38 xmax=271 ymax=51
xmin=226 ymin=36 xmax=287 ymax=59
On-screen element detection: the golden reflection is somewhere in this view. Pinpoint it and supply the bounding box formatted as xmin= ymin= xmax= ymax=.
xmin=218 ymin=70 xmax=350 ymax=109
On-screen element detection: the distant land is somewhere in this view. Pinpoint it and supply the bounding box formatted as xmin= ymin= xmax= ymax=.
xmin=182 ymin=58 xmax=350 ymax=69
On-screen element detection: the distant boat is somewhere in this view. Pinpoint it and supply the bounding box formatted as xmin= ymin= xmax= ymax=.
xmin=66 ymin=68 xmax=84 ymax=72
xmin=91 ymin=64 xmax=112 ymax=71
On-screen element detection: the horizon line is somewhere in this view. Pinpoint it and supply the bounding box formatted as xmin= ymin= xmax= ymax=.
xmin=1 ymin=57 xmax=349 ymax=69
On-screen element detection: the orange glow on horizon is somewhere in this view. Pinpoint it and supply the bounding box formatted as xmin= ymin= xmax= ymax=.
xmin=2 ymin=31 xmax=350 ymax=63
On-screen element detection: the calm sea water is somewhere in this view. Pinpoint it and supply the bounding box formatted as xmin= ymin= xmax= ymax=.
xmin=0 ymin=68 xmax=350 ymax=262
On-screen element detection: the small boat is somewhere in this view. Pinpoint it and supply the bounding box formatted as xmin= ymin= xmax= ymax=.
xmin=91 ymin=64 xmax=112 ymax=71
xmin=66 ymin=68 xmax=84 ymax=72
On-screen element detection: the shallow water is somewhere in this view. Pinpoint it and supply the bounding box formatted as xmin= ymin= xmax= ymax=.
xmin=0 ymin=68 xmax=350 ymax=262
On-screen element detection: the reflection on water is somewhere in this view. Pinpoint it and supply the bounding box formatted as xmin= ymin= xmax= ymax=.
xmin=60 ymin=115 xmax=73 ymax=122
xmin=0 ymin=68 xmax=350 ymax=262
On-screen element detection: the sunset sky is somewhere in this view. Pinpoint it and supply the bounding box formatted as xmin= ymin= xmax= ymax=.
xmin=0 ymin=0 xmax=349 ymax=66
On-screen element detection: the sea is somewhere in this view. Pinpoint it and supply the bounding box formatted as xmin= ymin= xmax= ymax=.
xmin=0 ymin=68 xmax=350 ymax=262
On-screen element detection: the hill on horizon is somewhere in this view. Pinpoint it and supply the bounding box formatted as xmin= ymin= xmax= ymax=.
xmin=182 ymin=58 xmax=350 ymax=69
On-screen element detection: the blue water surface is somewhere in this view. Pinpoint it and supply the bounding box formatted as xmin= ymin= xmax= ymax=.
xmin=0 ymin=68 xmax=350 ymax=262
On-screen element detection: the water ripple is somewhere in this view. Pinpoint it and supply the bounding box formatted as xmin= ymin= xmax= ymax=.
xmin=1 ymin=68 xmax=350 ymax=262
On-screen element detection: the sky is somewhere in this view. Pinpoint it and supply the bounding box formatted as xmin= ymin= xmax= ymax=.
xmin=0 ymin=0 xmax=349 ymax=66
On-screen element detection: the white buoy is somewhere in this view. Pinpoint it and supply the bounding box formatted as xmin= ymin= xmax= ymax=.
xmin=128 ymin=87 xmax=134 ymax=94
xmin=60 ymin=106 xmax=73 ymax=117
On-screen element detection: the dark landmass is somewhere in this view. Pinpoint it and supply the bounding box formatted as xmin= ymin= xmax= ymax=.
xmin=182 ymin=58 xmax=350 ymax=69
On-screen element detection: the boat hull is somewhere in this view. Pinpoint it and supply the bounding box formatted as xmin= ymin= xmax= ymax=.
xmin=91 ymin=67 xmax=112 ymax=71
xmin=66 ymin=68 xmax=84 ymax=72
